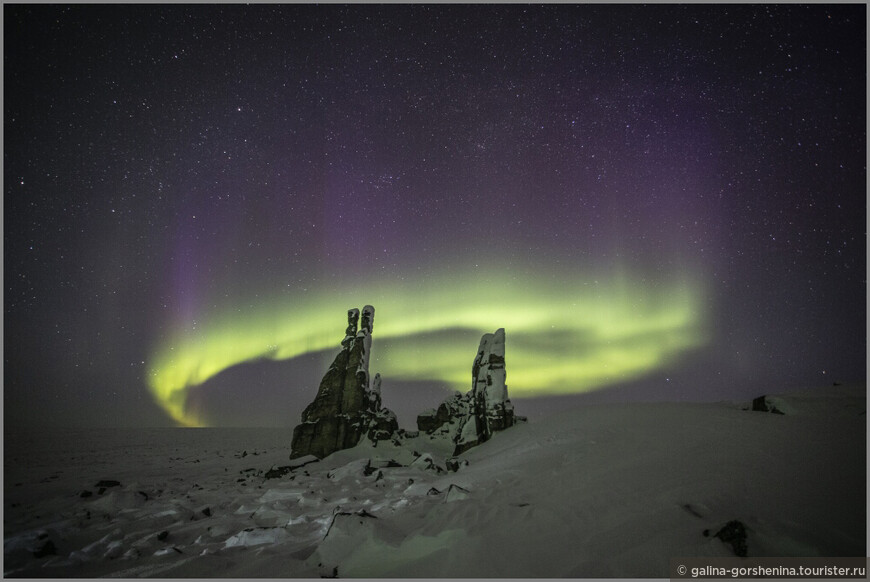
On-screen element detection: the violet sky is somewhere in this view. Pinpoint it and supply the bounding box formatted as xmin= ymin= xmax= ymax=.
xmin=4 ymin=4 xmax=865 ymax=428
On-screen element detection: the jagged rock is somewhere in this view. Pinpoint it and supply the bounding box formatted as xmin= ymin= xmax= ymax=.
xmin=715 ymin=520 xmax=748 ymax=557
xmin=474 ymin=328 xmax=515 ymax=433
xmin=366 ymin=406 xmax=399 ymax=443
xmin=290 ymin=307 xmax=398 ymax=459
xmin=264 ymin=466 xmax=293 ymax=480
xmin=32 ymin=539 xmax=56 ymax=558
xmin=454 ymin=413 xmax=482 ymax=455
xmin=368 ymin=373 xmax=383 ymax=409
xmin=416 ymin=392 xmax=463 ymax=433
xmin=751 ymin=395 xmax=785 ymax=415
xmin=445 ymin=484 xmax=471 ymax=502
xmin=416 ymin=328 xmax=518 ymax=456
xmin=445 ymin=458 xmax=468 ymax=472
xmin=410 ymin=453 xmax=445 ymax=473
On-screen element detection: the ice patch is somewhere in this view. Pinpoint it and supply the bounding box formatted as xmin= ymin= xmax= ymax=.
xmin=224 ymin=527 xmax=289 ymax=548
xmin=258 ymin=488 xmax=302 ymax=503
xmin=234 ymin=503 xmax=260 ymax=514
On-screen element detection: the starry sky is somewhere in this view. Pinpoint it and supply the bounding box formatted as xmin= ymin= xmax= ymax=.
xmin=4 ymin=4 xmax=866 ymax=429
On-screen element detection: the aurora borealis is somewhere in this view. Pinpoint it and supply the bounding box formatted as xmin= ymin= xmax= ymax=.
xmin=148 ymin=266 xmax=707 ymax=426
xmin=5 ymin=5 xmax=866 ymax=428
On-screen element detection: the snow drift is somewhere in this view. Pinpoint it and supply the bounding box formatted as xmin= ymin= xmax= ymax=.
xmin=4 ymin=383 xmax=865 ymax=577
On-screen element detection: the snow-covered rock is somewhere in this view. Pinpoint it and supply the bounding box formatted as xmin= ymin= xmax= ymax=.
xmin=418 ymin=328 xmax=518 ymax=455
xmin=290 ymin=306 xmax=399 ymax=459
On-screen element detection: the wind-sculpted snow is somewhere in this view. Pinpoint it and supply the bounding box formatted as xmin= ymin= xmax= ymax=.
xmin=4 ymin=384 xmax=865 ymax=577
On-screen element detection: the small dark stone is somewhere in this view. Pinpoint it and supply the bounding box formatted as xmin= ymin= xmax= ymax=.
xmin=138 ymin=491 xmax=149 ymax=501
xmin=446 ymin=458 xmax=461 ymax=472
xmin=95 ymin=480 xmax=121 ymax=489
xmin=703 ymin=529 xmax=710 ymax=537
xmin=80 ymin=490 xmax=93 ymax=498
xmin=264 ymin=465 xmax=294 ymax=479
xmin=715 ymin=520 xmax=748 ymax=557
xmin=202 ymin=507 xmax=212 ymax=517
xmin=157 ymin=531 xmax=169 ymax=541
xmin=427 ymin=487 xmax=441 ymax=495
xmin=33 ymin=540 xmax=56 ymax=558
xmin=751 ymin=396 xmax=784 ymax=415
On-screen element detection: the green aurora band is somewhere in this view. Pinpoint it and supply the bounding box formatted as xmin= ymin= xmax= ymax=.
xmin=148 ymin=267 xmax=708 ymax=427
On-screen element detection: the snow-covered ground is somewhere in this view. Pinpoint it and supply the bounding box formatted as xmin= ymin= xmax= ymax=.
xmin=4 ymin=383 xmax=865 ymax=577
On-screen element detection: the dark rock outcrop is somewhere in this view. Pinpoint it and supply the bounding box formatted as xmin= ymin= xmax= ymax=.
xmin=365 ymin=373 xmax=399 ymax=443
xmin=417 ymin=328 xmax=517 ymax=456
xmin=416 ymin=392 xmax=464 ymax=434
xmin=715 ymin=520 xmax=748 ymax=557
xmin=290 ymin=306 xmax=398 ymax=459
xmin=751 ymin=395 xmax=785 ymax=415
xmin=32 ymin=540 xmax=56 ymax=559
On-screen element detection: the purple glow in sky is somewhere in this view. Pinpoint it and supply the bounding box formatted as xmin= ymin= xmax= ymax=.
xmin=4 ymin=4 xmax=865 ymax=428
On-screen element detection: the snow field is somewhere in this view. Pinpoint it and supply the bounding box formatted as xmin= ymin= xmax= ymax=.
xmin=4 ymin=384 xmax=865 ymax=577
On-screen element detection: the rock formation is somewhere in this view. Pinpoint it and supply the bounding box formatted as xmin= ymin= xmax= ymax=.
xmin=290 ymin=306 xmax=398 ymax=459
xmin=714 ymin=520 xmax=748 ymax=557
xmin=751 ymin=395 xmax=785 ymax=415
xmin=417 ymin=328 xmax=518 ymax=455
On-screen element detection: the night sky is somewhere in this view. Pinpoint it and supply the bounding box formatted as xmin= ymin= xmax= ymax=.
xmin=4 ymin=4 xmax=866 ymax=429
